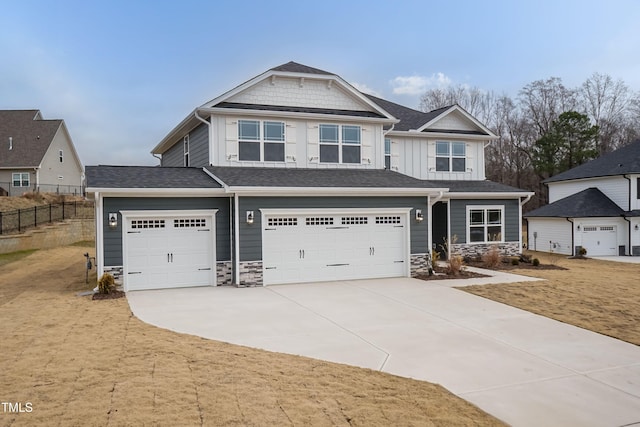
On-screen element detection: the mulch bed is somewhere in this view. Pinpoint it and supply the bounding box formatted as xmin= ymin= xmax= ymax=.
xmin=92 ymin=290 xmax=125 ymax=300
xmin=415 ymin=266 xmax=489 ymax=281
xmin=465 ymin=260 xmax=567 ymax=271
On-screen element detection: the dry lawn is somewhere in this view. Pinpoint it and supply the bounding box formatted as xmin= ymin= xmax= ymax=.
xmin=0 ymin=193 xmax=84 ymax=212
xmin=0 ymin=246 xmax=502 ymax=426
xmin=464 ymin=251 xmax=640 ymax=345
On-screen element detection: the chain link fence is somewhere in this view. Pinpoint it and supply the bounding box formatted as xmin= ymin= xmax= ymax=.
xmin=0 ymin=201 xmax=94 ymax=235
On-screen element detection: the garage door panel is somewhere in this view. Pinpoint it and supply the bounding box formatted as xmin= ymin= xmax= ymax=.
xmin=581 ymin=225 xmax=617 ymax=256
xmin=262 ymin=212 xmax=408 ymax=285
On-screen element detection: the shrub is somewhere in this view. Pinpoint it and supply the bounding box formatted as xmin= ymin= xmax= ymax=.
xmin=482 ymin=245 xmax=501 ymax=269
xmin=447 ymin=255 xmax=464 ymax=275
xmin=511 ymin=258 xmax=520 ymax=266
xmin=532 ymin=258 xmax=540 ymax=267
xmin=578 ymin=247 xmax=587 ymax=257
xmin=431 ymin=249 xmax=440 ymax=263
xmin=98 ymin=273 xmax=116 ymax=294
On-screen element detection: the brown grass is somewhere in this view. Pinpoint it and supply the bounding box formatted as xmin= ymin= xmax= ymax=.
xmin=464 ymin=251 xmax=640 ymax=345
xmin=0 ymin=193 xmax=85 ymax=212
xmin=0 ymin=246 xmax=503 ymax=426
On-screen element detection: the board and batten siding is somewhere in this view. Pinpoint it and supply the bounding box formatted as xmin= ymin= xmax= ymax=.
xmin=161 ymin=123 xmax=209 ymax=167
xmin=102 ymin=197 xmax=231 ymax=266
xmin=548 ymin=176 xmax=629 ymax=209
xmin=527 ymin=218 xmax=573 ymax=255
xmin=238 ymin=196 xmax=429 ymax=261
xmin=449 ymin=199 xmax=520 ymax=243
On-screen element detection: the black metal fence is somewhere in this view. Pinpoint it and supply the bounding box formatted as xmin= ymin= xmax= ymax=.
xmin=0 ymin=182 xmax=85 ymax=197
xmin=0 ymin=201 xmax=94 ymax=235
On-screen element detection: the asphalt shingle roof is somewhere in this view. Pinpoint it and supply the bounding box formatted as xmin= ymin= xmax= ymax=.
xmin=214 ymin=102 xmax=385 ymax=118
xmin=85 ymin=165 xmax=222 ymax=189
xmin=206 ymin=166 xmax=443 ymax=188
xmin=545 ymin=139 xmax=640 ymax=183
xmin=524 ymin=187 xmax=624 ymax=218
xmin=363 ymin=94 xmax=450 ymax=131
xmin=436 ymin=180 xmax=527 ymax=193
xmin=270 ymin=61 xmax=333 ymax=75
xmin=0 ymin=110 xmax=62 ymax=167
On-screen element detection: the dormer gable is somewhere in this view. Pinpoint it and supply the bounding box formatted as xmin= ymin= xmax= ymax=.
xmin=200 ymin=61 xmax=396 ymax=122
xmin=416 ymin=105 xmax=497 ymax=138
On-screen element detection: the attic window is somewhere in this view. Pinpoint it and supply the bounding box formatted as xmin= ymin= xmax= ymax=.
xmin=183 ymin=136 xmax=190 ymax=167
xmin=59 ymin=149 xmax=64 ymax=163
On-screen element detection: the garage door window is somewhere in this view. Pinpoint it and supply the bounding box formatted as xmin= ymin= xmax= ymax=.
xmin=342 ymin=216 xmax=368 ymax=225
xmin=131 ymin=219 xmax=165 ymax=229
xmin=268 ymin=217 xmax=297 ymax=226
xmin=174 ymin=218 xmax=207 ymax=228
xmin=306 ymin=217 xmax=334 ymax=226
xmin=376 ymin=216 xmax=401 ymax=224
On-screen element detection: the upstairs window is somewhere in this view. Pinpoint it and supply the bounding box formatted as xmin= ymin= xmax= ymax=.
xmin=59 ymin=149 xmax=64 ymax=163
xmin=468 ymin=206 xmax=504 ymax=243
xmin=637 ymin=178 xmax=640 ymax=199
xmin=436 ymin=141 xmax=466 ymax=172
xmin=319 ymin=124 xmax=361 ymax=164
xmin=183 ymin=135 xmax=190 ymax=166
xmin=384 ymin=138 xmax=391 ymax=169
xmin=12 ymin=172 xmax=30 ymax=187
xmin=238 ymin=120 xmax=285 ymax=162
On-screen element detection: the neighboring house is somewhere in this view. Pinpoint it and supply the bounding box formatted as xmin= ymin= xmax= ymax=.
xmin=86 ymin=62 xmax=533 ymax=291
xmin=0 ymin=110 xmax=84 ymax=196
xmin=525 ymin=139 xmax=640 ymax=256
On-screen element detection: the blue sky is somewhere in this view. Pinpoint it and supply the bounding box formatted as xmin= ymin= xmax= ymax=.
xmin=1 ymin=0 xmax=639 ymax=166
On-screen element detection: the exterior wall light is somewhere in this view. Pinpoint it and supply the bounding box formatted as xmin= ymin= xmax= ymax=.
xmin=577 ymin=225 xmax=581 ymax=231
xmin=108 ymin=213 xmax=118 ymax=229
xmin=635 ymin=224 xmax=639 ymax=230
xmin=415 ymin=209 xmax=424 ymax=222
xmin=246 ymin=211 xmax=254 ymax=224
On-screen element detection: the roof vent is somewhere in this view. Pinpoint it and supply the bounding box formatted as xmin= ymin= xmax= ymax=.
xmin=8 ymin=137 xmax=12 ymax=150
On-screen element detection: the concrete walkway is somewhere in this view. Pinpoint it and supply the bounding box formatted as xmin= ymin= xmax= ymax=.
xmin=127 ymin=271 xmax=640 ymax=427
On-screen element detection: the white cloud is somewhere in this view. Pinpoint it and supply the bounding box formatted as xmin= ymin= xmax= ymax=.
xmin=390 ymin=72 xmax=452 ymax=95
xmin=350 ymin=81 xmax=381 ymax=97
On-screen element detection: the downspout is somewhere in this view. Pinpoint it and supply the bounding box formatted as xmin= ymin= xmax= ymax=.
xmin=566 ymin=218 xmax=574 ymax=256
xmin=623 ymin=175 xmax=632 ymax=256
xmin=520 ymin=194 xmax=533 ymax=252
xmin=234 ymin=193 xmax=240 ymax=285
xmin=194 ymin=110 xmax=213 ymax=166
xmin=95 ymin=191 xmax=103 ymax=279
xmin=152 ymin=153 xmax=162 ymax=165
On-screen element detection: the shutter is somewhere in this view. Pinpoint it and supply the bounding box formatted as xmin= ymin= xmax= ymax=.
xmin=308 ymin=123 xmax=319 ymax=163
xmin=225 ymin=118 xmax=238 ymax=161
xmin=286 ymin=122 xmax=296 ymax=162
xmin=390 ymin=137 xmax=400 ymax=170
xmin=361 ymin=125 xmax=372 ymax=164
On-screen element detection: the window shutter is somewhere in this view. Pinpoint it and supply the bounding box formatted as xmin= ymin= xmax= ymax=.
xmin=307 ymin=123 xmax=319 ymax=163
xmin=285 ymin=122 xmax=296 ymax=162
xmin=225 ymin=118 xmax=238 ymax=160
xmin=361 ymin=125 xmax=372 ymax=164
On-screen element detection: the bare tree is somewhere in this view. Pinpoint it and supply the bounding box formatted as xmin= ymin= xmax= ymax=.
xmin=518 ymin=77 xmax=578 ymax=138
xmin=579 ymin=73 xmax=634 ymax=153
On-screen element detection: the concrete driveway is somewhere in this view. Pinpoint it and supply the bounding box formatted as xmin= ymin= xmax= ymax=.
xmin=127 ymin=275 xmax=640 ymax=427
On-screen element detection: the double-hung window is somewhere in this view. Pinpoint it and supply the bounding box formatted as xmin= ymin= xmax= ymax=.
xmin=384 ymin=138 xmax=391 ymax=169
xmin=468 ymin=206 xmax=504 ymax=243
xmin=12 ymin=172 xmax=30 ymax=187
xmin=183 ymin=135 xmax=190 ymax=166
xmin=238 ymin=120 xmax=285 ymax=162
xmin=436 ymin=141 xmax=466 ymax=172
xmin=319 ymin=124 xmax=361 ymax=164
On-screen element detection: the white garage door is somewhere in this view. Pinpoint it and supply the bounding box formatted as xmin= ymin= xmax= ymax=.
xmin=262 ymin=209 xmax=409 ymax=285
xmin=122 ymin=210 xmax=217 ymax=291
xmin=581 ymin=225 xmax=617 ymax=256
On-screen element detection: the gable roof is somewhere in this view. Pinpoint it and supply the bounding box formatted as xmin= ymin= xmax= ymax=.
xmin=524 ymin=187 xmax=624 ymax=218
xmin=85 ymin=165 xmax=222 ymax=189
xmin=545 ymin=139 xmax=640 ymax=183
xmin=0 ymin=110 xmax=63 ymax=168
xmin=269 ymin=61 xmax=332 ymax=75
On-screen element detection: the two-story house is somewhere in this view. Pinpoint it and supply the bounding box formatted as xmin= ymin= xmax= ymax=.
xmin=525 ymin=139 xmax=640 ymax=256
xmin=86 ymin=62 xmax=533 ymax=291
xmin=0 ymin=110 xmax=84 ymax=196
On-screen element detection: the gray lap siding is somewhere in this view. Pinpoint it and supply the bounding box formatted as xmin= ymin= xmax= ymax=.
xmin=238 ymin=196 xmax=429 ymax=261
xmin=449 ymin=198 xmax=520 ymax=243
xmin=102 ymin=197 xmax=231 ymax=266
xmin=161 ymin=123 xmax=209 ymax=167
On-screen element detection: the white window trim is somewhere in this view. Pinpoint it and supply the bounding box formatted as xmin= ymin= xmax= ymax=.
xmin=436 ymin=141 xmax=466 ymax=172
xmin=12 ymin=172 xmax=30 ymax=187
xmin=59 ymin=149 xmax=64 ymax=163
xmin=319 ymin=124 xmax=361 ymax=164
xmin=183 ymin=135 xmax=190 ymax=167
xmin=466 ymin=205 xmax=505 ymax=244
xmin=384 ymin=138 xmax=391 ymax=169
xmin=238 ymin=119 xmax=285 ymax=162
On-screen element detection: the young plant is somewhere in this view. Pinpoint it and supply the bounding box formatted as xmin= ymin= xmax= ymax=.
xmin=532 ymin=258 xmax=540 ymax=267
xmin=482 ymin=245 xmax=501 ymax=269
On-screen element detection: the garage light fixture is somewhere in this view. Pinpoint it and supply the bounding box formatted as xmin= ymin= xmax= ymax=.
xmin=415 ymin=209 xmax=424 ymax=222
xmin=108 ymin=213 xmax=118 ymax=229
xmin=635 ymin=224 xmax=639 ymax=230
xmin=577 ymin=225 xmax=580 ymax=231
xmin=246 ymin=211 xmax=254 ymax=224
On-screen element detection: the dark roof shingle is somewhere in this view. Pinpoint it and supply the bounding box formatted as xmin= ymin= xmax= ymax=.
xmin=524 ymin=187 xmax=624 ymax=217
xmin=545 ymin=139 xmax=640 ymax=183
xmin=85 ymin=165 xmax=222 ymax=189
xmin=270 ymin=61 xmax=333 ymax=75
xmin=0 ymin=110 xmax=62 ymax=167
xmin=363 ymin=94 xmax=450 ymax=131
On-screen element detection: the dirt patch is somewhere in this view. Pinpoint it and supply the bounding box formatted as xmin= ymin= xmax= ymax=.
xmin=416 ymin=265 xmax=489 ymax=281
xmin=463 ymin=251 xmax=640 ymax=345
xmin=0 ymin=246 xmax=503 ymax=426
xmin=92 ymin=290 xmax=125 ymax=300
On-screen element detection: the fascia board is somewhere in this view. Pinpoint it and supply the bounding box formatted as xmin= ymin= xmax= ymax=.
xmin=227 ymin=186 xmax=448 ymax=196
xmin=416 ymin=105 xmax=498 ymax=138
xmin=203 ymin=107 xmax=398 ymax=124
xmin=386 ymin=130 xmax=498 ymax=141
xmin=447 ymin=191 xmax=535 ymax=198
xmin=84 ymin=187 xmax=227 ymax=197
